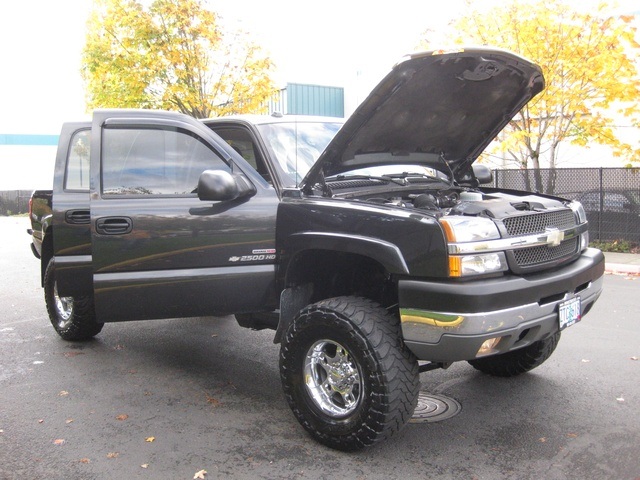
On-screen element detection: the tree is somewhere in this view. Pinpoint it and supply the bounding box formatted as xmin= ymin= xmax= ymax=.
xmin=424 ymin=0 xmax=640 ymax=193
xmin=82 ymin=0 xmax=276 ymax=118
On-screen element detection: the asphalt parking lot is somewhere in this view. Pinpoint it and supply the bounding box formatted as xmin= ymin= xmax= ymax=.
xmin=1 ymin=216 xmax=639 ymax=480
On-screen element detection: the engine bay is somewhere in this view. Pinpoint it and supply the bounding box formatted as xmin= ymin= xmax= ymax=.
xmin=355 ymin=186 xmax=568 ymax=220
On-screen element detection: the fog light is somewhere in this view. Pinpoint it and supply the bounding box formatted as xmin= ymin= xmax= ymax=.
xmin=476 ymin=337 xmax=502 ymax=357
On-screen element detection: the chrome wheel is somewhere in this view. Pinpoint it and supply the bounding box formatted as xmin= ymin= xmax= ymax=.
xmin=44 ymin=258 xmax=103 ymax=341
xmin=304 ymin=339 xmax=362 ymax=417
xmin=280 ymin=297 xmax=420 ymax=450
xmin=53 ymin=282 xmax=73 ymax=327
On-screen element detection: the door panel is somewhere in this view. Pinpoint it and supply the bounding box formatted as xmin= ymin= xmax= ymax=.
xmin=53 ymin=125 xmax=93 ymax=297
xmin=90 ymin=111 xmax=278 ymax=322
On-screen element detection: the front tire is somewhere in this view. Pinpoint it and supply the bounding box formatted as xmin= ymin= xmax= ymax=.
xmin=468 ymin=332 xmax=561 ymax=377
xmin=279 ymin=296 xmax=419 ymax=451
xmin=44 ymin=259 xmax=103 ymax=341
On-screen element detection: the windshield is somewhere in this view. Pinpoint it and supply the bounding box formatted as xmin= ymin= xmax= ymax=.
xmin=257 ymin=122 xmax=342 ymax=186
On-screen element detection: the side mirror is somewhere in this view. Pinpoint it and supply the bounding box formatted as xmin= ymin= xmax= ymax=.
xmin=473 ymin=165 xmax=493 ymax=185
xmin=197 ymin=170 xmax=256 ymax=202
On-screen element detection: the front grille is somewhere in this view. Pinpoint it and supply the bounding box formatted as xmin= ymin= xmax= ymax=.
xmin=502 ymin=208 xmax=579 ymax=271
xmin=513 ymin=238 xmax=579 ymax=267
xmin=503 ymin=209 xmax=575 ymax=236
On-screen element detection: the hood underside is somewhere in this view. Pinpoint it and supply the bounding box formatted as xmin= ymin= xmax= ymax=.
xmin=301 ymin=47 xmax=544 ymax=190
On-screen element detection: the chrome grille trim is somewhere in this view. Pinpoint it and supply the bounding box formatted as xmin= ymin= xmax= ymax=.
xmin=447 ymin=225 xmax=583 ymax=254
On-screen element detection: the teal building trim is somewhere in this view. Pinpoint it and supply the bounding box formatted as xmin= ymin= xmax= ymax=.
xmin=0 ymin=134 xmax=59 ymax=146
xmin=287 ymin=83 xmax=344 ymax=118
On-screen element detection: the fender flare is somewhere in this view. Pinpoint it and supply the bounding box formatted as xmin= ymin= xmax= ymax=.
xmin=286 ymin=231 xmax=410 ymax=275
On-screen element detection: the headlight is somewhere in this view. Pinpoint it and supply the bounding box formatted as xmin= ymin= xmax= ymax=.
xmin=440 ymin=216 xmax=506 ymax=277
xmin=449 ymin=252 xmax=508 ymax=277
xmin=440 ymin=216 xmax=500 ymax=243
xmin=570 ymin=201 xmax=587 ymax=224
xmin=569 ymin=201 xmax=589 ymax=250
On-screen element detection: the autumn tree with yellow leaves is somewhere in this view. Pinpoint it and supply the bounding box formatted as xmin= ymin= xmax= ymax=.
xmin=426 ymin=0 xmax=640 ymax=193
xmin=82 ymin=0 xmax=276 ymax=118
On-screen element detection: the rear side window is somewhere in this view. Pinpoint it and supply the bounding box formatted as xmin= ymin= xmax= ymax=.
xmin=101 ymin=127 xmax=229 ymax=196
xmin=64 ymin=129 xmax=90 ymax=191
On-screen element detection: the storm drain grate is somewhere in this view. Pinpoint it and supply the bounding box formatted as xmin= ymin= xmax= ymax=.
xmin=410 ymin=392 xmax=461 ymax=423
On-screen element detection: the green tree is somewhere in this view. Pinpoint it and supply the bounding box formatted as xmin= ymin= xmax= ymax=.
xmin=82 ymin=0 xmax=276 ymax=118
xmin=424 ymin=0 xmax=640 ymax=193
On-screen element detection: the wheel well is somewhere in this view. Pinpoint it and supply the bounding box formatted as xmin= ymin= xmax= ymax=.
xmin=285 ymin=250 xmax=397 ymax=307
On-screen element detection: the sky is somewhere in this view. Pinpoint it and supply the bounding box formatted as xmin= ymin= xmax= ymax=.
xmin=0 ymin=0 xmax=638 ymax=135
xmin=0 ymin=0 xmax=465 ymax=134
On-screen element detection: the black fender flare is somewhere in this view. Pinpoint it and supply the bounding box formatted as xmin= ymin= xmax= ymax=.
xmin=286 ymin=231 xmax=410 ymax=276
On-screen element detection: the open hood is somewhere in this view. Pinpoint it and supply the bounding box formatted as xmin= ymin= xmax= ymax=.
xmin=300 ymin=47 xmax=544 ymax=190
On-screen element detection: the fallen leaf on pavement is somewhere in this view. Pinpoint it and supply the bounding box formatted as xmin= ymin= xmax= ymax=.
xmin=145 ymin=436 xmax=155 ymax=443
xmin=54 ymin=439 xmax=65 ymax=446
xmin=79 ymin=458 xmax=90 ymax=464
xmin=116 ymin=414 xmax=129 ymax=421
xmin=63 ymin=351 xmax=85 ymax=358
xmin=107 ymin=452 xmax=119 ymax=458
xmin=194 ymin=470 xmax=207 ymax=479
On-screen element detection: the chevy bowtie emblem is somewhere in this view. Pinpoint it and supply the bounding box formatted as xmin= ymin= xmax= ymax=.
xmin=546 ymin=228 xmax=564 ymax=247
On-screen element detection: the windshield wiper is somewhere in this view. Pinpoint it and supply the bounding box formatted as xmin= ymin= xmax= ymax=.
xmin=385 ymin=172 xmax=452 ymax=185
xmin=327 ymin=174 xmax=406 ymax=186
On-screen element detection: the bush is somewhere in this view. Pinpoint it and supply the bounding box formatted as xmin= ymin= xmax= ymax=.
xmin=590 ymin=239 xmax=639 ymax=254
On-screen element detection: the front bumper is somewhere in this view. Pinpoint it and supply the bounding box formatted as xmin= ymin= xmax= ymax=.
xmin=399 ymin=248 xmax=605 ymax=363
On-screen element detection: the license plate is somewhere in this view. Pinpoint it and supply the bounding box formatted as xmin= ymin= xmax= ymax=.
xmin=558 ymin=296 xmax=581 ymax=330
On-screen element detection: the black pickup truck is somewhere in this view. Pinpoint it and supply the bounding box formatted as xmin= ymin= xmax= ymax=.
xmin=28 ymin=48 xmax=604 ymax=451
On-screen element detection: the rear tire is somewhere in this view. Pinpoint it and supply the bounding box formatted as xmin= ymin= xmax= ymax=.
xmin=468 ymin=333 xmax=561 ymax=377
xmin=44 ymin=258 xmax=103 ymax=341
xmin=279 ymin=296 xmax=419 ymax=451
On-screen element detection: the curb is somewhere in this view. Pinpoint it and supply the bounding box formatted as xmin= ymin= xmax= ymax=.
xmin=605 ymin=264 xmax=640 ymax=276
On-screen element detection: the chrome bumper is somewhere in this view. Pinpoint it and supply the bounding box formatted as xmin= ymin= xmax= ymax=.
xmin=399 ymin=248 xmax=605 ymax=363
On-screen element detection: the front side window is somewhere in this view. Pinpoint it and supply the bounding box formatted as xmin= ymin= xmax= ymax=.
xmin=102 ymin=127 xmax=229 ymax=196
xmin=65 ymin=129 xmax=90 ymax=191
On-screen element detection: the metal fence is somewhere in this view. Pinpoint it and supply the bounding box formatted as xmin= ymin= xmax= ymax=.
xmin=491 ymin=168 xmax=640 ymax=244
xmin=0 ymin=190 xmax=31 ymax=216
